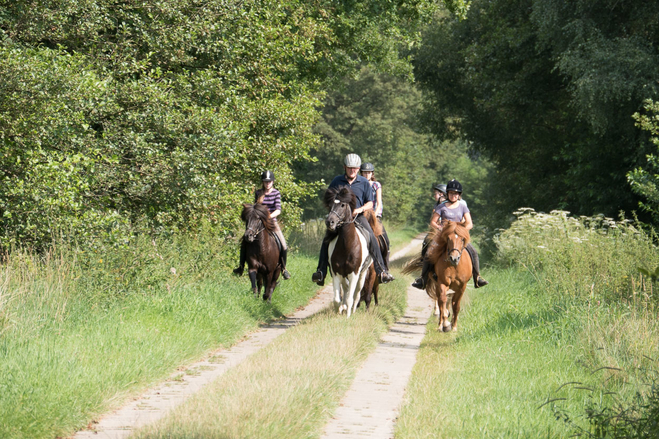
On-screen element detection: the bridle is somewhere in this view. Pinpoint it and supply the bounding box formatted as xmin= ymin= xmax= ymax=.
xmin=327 ymin=201 xmax=355 ymax=228
xmin=445 ymin=234 xmax=466 ymax=262
xmin=245 ymin=219 xmax=264 ymax=238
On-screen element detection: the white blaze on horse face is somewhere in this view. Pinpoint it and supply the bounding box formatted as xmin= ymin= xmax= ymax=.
xmin=334 ymin=199 xmax=340 ymax=204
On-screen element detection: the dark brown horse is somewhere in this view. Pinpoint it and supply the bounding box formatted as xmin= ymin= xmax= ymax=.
xmin=404 ymin=221 xmax=472 ymax=331
xmin=240 ymin=203 xmax=281 ymax=302
xmin=324 ymin=186 xmax=374 ymax=317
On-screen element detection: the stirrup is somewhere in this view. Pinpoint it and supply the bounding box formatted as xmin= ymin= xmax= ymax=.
xmin=475 ymin=276 xmax=489 ymax=288
xmin=311 ymin=270 xmax=324 ymax=286
xmin=282 ymin=269 xmax=291 ymax=280
xmin=411 ymin=277 xmax=425 ymax=290
xmin=379 ymin=272 xmax=394 ymax=284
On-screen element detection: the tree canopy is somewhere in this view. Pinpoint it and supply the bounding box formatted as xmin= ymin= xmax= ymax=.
xmin=413 ymin=0 xmax=659 ymax=227
xmin=0 ymin=0 xmax=468 ymax=248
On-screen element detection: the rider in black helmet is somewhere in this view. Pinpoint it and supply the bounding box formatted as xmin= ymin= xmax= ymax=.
xmin=360 ymin=162 xmax=391 ymax=270
xmin=234 ymin=170 xmax=291 ymax=280
xmin=412 ymin=179 xmax=488 ymax=289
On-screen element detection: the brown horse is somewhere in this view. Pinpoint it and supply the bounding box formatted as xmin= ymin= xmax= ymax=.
xmin=324 ymin=186 xmax=374 ymax=317
xmin=358 ymin=209 xmax=384 ymax=310
xmin=404 ymin=221 xmax=472 ymax=331
xmin=240 ymin=203 xmax=281 ymax=302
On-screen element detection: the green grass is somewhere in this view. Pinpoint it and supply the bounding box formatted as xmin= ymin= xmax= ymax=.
xmin=133 ymin=269 xmax=411 ymax=439
xmin=396 ymin=267 xmax=658 ymax=437
xmin=0 ymin=249 xmax=319 ymax=439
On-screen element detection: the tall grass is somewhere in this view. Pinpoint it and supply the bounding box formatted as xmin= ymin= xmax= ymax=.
xmin=495 ymin=209 xmax=659 ymax=436
xmin=0 ymin=232 xmax=319 ymax=439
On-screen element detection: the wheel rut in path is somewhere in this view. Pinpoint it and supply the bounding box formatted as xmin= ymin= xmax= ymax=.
xmin=321 ymin=234 xmax=433 ymax=439
xmin=73 ymin=287 xmax=334 ymax=439
xmin=73 ymin=234 xmax=429 ymax=439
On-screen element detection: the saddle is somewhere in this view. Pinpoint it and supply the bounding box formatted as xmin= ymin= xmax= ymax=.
xmin=270 ymin=232 xmax=283 ymax=254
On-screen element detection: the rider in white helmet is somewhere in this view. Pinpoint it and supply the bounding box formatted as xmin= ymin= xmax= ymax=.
xmin=312 ymin=153 xmax=395 ymax=286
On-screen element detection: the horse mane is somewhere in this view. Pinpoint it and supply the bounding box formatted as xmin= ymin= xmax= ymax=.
xmin=241 ymin=203 xmax=276 ymax=234
xmin=363 ymin=209 xmax=382 ymax=236
xmin=323 ymin=186 xmax=356 ymax=212
xmin=427 ymin=221 xmax=471 ymax=266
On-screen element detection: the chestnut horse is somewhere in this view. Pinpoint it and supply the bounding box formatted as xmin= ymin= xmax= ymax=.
xmin=358 ymin=210 xmax=384 ymax=310
xmin=324 ymin=186 xmax=374 ymax=317
xmin=240 ymin=203 xmax=281 ymax=302
xmin=404 ymin=221 xmax=472 ymax=331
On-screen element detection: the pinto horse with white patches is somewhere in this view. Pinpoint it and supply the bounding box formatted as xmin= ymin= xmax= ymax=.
xmin=324 ymin=186 xmax=373 ymax=317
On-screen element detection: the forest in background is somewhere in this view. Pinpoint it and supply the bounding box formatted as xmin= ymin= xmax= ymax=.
xmin=2 ymin=0 xmax=659 ymax=249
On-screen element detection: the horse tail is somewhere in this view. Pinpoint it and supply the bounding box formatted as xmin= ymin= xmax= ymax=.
xmin=401 ymin=254 xmax=424 ymax=275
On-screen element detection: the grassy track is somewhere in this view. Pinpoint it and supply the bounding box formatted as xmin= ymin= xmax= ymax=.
xmin=133 ymin=269 xmax=410 ymax=439
xmin=0 ymin=255 xmax=319 ymax=439
xmin=395 ymin=266 xmax=656 ymax=438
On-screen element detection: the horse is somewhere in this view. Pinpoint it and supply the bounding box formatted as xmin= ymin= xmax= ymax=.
xmin=239 ymin=203 xmax=281 ymax=302
xmin=357 ymin=209 xmax=385 ymax=310
xmin=324 ymin=186 xmax=374 ymax=317
xmin=404 ymin=221 xmax=472 ymax=331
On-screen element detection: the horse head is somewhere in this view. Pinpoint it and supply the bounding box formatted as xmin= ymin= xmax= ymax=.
xmin=323 ymin=186 xmax=356 ymax=232
xmin=443 ymin=221 xmax=470 ymax=267
xmin=240 ymin=203 xmax=274 ymax=243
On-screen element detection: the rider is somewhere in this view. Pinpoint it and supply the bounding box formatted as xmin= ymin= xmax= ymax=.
xmin=311 ymin=154 xmax=395 ymax=286
xmin=360 ymin=162 xmax=391 ymax=270
xmin=411 ymin=179 xmax=488 ymax=290
xmin=233 ymin=170 xmax=291 ymax=280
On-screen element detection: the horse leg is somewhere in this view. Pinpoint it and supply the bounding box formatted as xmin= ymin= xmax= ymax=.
xmin=248 ymin=270 xmax=258 ymax=297
xmin=352 ymin=267 xmax=369 ymax=316
xmin=345 ymin=273 xmax=360 ymax=318
xmin=451 ymin=289 xmax=465 ymax=331
xmin=333 ymin=276 xmax=342 ymax=313
xmin=438 ymin=284 xmax=451 ymax=332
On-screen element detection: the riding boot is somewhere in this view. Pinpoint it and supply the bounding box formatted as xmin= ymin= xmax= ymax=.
xmin=412 ymin=259 xmax=432 ymax=290
xmin=466 ymin=243 xmax=488 ymax=288
xmin=380 ymin=221 xmax=391 ymax=271
xmin=312 ymin=238 xmax=329 ymax=286
xmin=280 ymin=248 xmax=291 ymax=280
xmin=233 ymin=240 xmax=246 ymax=276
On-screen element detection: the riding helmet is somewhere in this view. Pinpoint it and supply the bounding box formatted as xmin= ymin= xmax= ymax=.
xmin=433 ymin=183 xmax=447 ymax=195
xmin=261 ymin=170 xmax=275 ymax=182
xmin=446 ymin=179 xmax=462 ymax=193
xmin=360 ymin=162 xmax=375 ymax=172
xmin=344 ymin=153 xmax=362 ymax=168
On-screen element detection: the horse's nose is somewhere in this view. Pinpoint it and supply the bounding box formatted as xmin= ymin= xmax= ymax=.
xmin=449 ymin=255 xmax=460 ymax=266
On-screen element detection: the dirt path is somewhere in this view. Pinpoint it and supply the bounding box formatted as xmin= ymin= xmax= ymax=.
xmin=73 ymin=234 xmax=429 ymax=439
xmin=321 ymin=234 xmax=432 ymax=438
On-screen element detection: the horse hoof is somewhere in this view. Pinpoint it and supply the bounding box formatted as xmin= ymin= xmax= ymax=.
xmin=443 ymin=324 xmax=452 ymax=332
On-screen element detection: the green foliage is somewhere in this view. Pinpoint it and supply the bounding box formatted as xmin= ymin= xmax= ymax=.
xmin=295 ymin=66 xmax=492 ymax=228
xmin=0 ymin=0 xmax=462 ymax=249
xmin=629 ymin=99 xmax=659 ymax=223
xmin=0 ymin=233 xmax=320 ymax=439
xmin=414 ymin=0 xmax=659 ymax=230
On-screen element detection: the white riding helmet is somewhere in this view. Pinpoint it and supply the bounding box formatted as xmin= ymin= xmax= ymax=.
xmin=344 ymin=153 xmax=361 ymax=168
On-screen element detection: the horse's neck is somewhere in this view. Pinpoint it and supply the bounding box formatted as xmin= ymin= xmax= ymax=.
xmin=337 ymin=223 xmax=359 ymax=245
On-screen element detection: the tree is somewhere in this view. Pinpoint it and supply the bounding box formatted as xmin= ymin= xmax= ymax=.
xmin=414 ymin=0 xmax=659 ymax=228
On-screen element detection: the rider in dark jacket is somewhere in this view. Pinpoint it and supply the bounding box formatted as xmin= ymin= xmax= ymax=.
xmin=311 ymin=154 xmax=395 ymax=286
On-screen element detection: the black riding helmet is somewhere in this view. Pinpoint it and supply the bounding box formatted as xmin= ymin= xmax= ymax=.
xmin=433 ymin=183 xmax=447 ymax=195
xmin=261 ymin=170 xmax=275 ymax=182
xmin=446 ymin=179 xmax=462 ymax=193
xmin=360 ymin=162 xmax=375 ymax=172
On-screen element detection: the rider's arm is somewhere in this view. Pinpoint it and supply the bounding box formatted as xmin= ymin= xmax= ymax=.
xmin=462 ymin=212 xmax=473 ymax=230
xmin=270 ymin=209 xmax=281 ymax=219
xmin=429 ymin=211 xmax=442 ymax=231
xmin=375 ymin=186 xmax=383 ymax=217
xmin=354 ymin=201 xmax=373 ymax=217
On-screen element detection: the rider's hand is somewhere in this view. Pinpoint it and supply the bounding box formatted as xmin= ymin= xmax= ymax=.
xmin=352 ymin=207 xmax=362 ymax=217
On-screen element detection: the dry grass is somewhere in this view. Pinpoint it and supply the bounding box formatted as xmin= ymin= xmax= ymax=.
xmin=133 ymin=271 xmax=410 ymax=439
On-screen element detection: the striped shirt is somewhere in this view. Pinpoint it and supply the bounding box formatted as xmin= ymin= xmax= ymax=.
xmin=256 ymin=188 xmax=282 ymax=220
